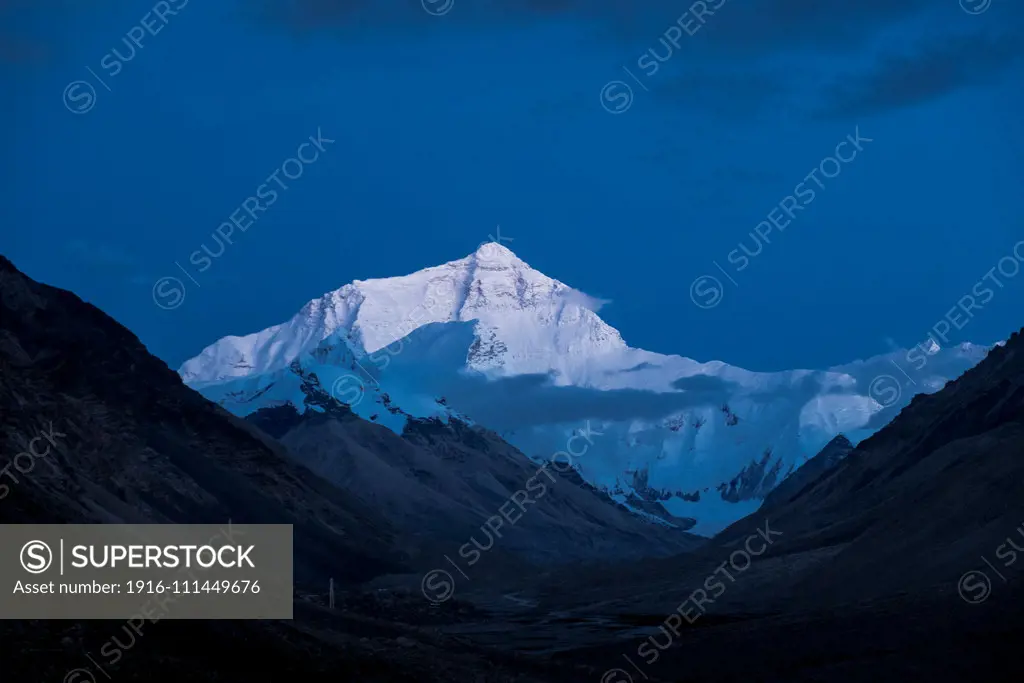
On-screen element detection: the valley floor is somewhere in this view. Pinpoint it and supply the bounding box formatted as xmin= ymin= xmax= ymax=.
xmin=7 ymin=581 xmax=1021 ymax=683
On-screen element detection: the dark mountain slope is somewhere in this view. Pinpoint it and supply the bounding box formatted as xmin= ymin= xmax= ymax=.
xmin=0 ymin=255 xmax=402 ymax=585
xmin=248 ymin=402 xmax=700 ymax=574
xmin=711 ymin=331 xmax=1024 ymax=605
xmin=532 ymin=331 xmax=1024 ymax=610
xmin=474 ymin=330 xmax=1024 ymax=682
xmin=761 ymin=433 xmax=854 ymax=510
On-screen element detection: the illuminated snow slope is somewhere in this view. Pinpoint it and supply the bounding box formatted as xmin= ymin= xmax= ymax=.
xmin=180 ymin=244 xmax=989 ymax=535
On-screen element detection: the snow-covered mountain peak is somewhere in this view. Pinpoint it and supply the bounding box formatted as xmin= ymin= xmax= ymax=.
xmin=472 ymin=240 xmax=523 ymax=266
xmin=179 ymin=247 xmax=993 ymax=536
xmin=179 ymin=246 xmax=625 ymax=385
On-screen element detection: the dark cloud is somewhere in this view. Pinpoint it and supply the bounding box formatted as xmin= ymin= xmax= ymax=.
xmin=376 ymin=320 xmax=840 ymax=430
xmin=438 ymin=373 xmax=714 ymax=430
xmin=671 ymin=373 xmax=737 ymax=394
xmin=436 ymin=367 xmax=839 ymax=430
xmin=252 ymin=0 xmax=366 ymax=28
xmin=249 ymin=0 xmax=1017 ymax=125
xmin=695 ymin=0 xmax=935 ymax=53
xmin=253 ymin=0 xmax=935 ymax=54
xmin=819 ymin=31 xmax=1024 ymax=119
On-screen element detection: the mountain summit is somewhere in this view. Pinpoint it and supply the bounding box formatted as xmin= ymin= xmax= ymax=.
xmin=180 ymin=244 xmax=624 ymax=385
xmin=179 ymin=247 xmax=991 ymax=534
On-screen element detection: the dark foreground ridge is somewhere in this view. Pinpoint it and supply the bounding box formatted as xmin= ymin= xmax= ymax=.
xmin=2 ymin=253 xmax=1023 ymax=682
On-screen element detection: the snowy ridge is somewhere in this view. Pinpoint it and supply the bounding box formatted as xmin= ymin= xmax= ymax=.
xmin=194 ymin=329 xmax=471 ymax=435
xmin=179 ymin=244 xmax=990 ymax=535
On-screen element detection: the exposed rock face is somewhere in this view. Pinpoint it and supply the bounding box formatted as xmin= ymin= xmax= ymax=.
xmin=716 ymin=448 xmax=785 ymax=503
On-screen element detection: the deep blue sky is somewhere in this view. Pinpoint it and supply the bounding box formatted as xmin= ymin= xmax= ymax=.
xmin=3 ymin=0 xmax=1022 ymax=372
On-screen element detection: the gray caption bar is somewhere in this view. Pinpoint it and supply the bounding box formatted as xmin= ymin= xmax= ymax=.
xmin=0 ymin=524 xmax=292 ymax=619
